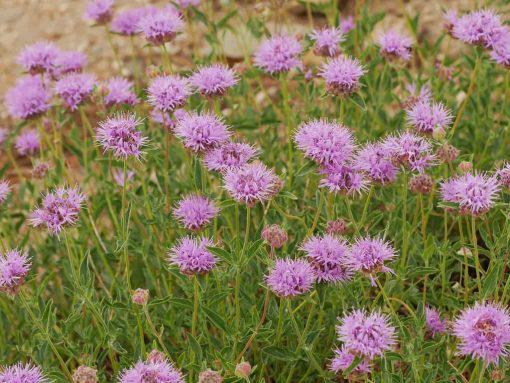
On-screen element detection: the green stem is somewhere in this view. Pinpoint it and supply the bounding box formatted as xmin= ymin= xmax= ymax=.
xmin=192 ymin=276 xmax=200 ymax=338
xmin=470 ymin=216 xmax=483 ymax=294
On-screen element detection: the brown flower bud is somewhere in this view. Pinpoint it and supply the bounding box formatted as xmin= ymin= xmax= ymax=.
xmin=198 ymin=369 xmax=223 ymax=383
xmin=436 ymin=144 xmax=459 ymax=163
xmin=72 ymin=366 xmax=98 ymax=383
xmin=458 ymin=161 xmax=472 ymax=173
xmin=261 ymin=224 xmax=287 ymax=249
xmin=132 ymin=288 xmax=149 ymax=306
xmin=409 ymin=174 xmax=434 ymax=194
xmin=326 ymin=219 xmax=348 ymax=235
xmin=235 ymin=361 xmax=252 ymax=379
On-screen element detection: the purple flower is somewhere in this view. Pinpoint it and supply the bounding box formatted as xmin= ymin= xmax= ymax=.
xmin=345 ymin=236 xmax=396 ymax=286
xmin=174 ymin=111 xmax=230 ymax=153
xmin=453 ymin=302 xmax=510 ymax=364
xmin=113 ymin=169 xmax=135 ymax=187
xmin=96 ymin=113 xmax=147 ymax=159
xmin=147 ymin=75 xmax=190 ymax=112
xmin=173 ymin=194 xmax=219 ymax=230
xmin=15 ymin=129 xmax=40 ymax=157
xmin=119 ymin=358 xmax=184 ymax=383
xmin=490 ymin=36 xmax=510 ymax=68
xmin=254 ymin=34 xmax=302 ymax=74
xmin=55 ymin=73 xmax=96 ymax=110
xmin=452 ymin=9 xmax=506 ymax=49
xmin=425 ymin=306 xmax=447 ymax=336
xmin=440 ymin=172 xmax=500 ymax=215
xmin=0 ymin=180 xmax=11 ymax=204
xmin=336 ymin=310 xmax=396 ymax=359
xmin=294 ymin=119 xmax=355 ymax=167
xmin=319 ymin=55 xmax=365 ymax=96
xmin=190 ymin=65 xmax=238 ymax=96
xmin=111 ymin=7 xmax=148 ymax=36
xmin=0 ymin=363 xmax=46 ymax=383
xmin=223 ymin=162 xmax=281 ymax=206
xmin=339 ymin=16 xmax=355 ymax=34
xmin=104 ymin=77 xmax=138 ymax=106
xmin=497 ymin=163 xmax=510 ymax=189
xmin=443 ymin=10 xmax=458 ymax=34
xmin=17 ymin=41 xmax=59 ymax=74
xmin=5 ymin=76 xmax=51 ymax=120
xmin=354 ymin=143 xmax=398 ymax=184
xmin=301 ymin=234 xmax=352 ymax=283
xmin=406 ymin=101 xmax=453 ymax=135
xmin=138 ymin=6 xmax=184 ymax=45
xmin=403 ymin=83 xmax=431 ymax=108
xmin=310 ymin=27 xmax=345 ymax=57
xmin=382 ymin=132 xmax=435 ymax=172
xmin=174 ymin=0 xmax=200 ymax=8
xmin=150 ymin=109 xmax=175 ymax=130
xmin=0 ymin=249 xmax=31 ymax=295
xmin=30 ymin=187 xmax=85 ymax=235
xmin=319 ymin=164 xmax=368 ymax=196
xmin=204 ymin=141 xmax=258 ymax=173
xmin=330 ymin=347 xmax=371 ymax=374
xmin=377 ymin=30 xmax=412 ymax=61
xmin=85 ymin=0 xmax=114 ymax=24
xmin=55 ymin=51 xmax=87 ymax=75
xmin=168 ymin=236 xmax=216 ymax=275
xmin=265 ymin=258 xmax=316 ymax=297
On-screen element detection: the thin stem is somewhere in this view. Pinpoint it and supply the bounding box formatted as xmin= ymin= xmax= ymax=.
xmin=275 ymin=297 xmax=285 ymax=343
xmin=121 ymin=160 xmax=131 ymax=290
xmin=400 ymin=171 xmax=409 ymax=271
xmin=192 ymin=275 xmax=200 ymax=338
xmin=280 ymin=74 xmax=294 ymax=185
xmin=470 ymin=216 xmax=483 ymax=294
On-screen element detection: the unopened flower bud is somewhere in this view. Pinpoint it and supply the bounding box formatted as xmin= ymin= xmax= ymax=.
xmin=132 ymin=288 xmax=149 ymax=305
xmin=437 ymin=144 xmax=459 ymax=163
xmin=458 ymin=161 xmax=472 ymax=173
xmin=409 ymin=174 xmax=434 ymax=194
xmin=235 ymin=361 xmax=252 ymax=379
xmin=146 ymin=65 xmax=161 ymax=78
xmin=432 ymin=126 xmax=446 ymax=140
xmin=32 ymin=161 xmax=51 ymax=179
xmin=198 ymin=369 xmax=223 ymax=383
xmin=72 ymin=365 xmax=98 ymax=383
xmin=146 ymin=349 xmax=166 ymax=363
xmin=491 ymin=369 xmax=504 ymax=381
xmin=326 ymin=219 xmax=348 ymax=235
xmin=261 ymin=224 xmax=287 ymax=249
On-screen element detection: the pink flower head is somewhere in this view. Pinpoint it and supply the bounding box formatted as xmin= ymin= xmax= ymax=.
xmin=443 ymin=10 xmax=458 ymax=34
xmin=85 ymin=0 xmax=114 ymax=24
xmin=5 ymin=76 xmax=51 ymax=120
xmin=254 ymin=34 xmax=302 ymax=74
xmin=190 ymin=64 xmax=238 ymax=96
xmin=104 ymin=77 xmax=138 ymax=106
xmin=147 ymin=75 xmax=190 ymax=112
xmin=294 ymin=119 xmax=355 ymax=167
xmin=403 ymin=83 xmax=431 ymax=108
xmin=174 ymin=111 xmax=230 ymax=153
xmin=301 ymin=234 xmax=352 ymax=283
xmin=204 ymin=141 xmax=258 ymax=173
xmin=138 ymin=6 xmax=184 ymax=45
xmin=168 ymin=236 xmax=216 ymax=275
xmin=0 ymin=180 xmax=11 ymax=204
xmin=223 ymin=162 xmax=281 ymax=206
xmin=406 ymin=100 xmax=453 ymax=135
xmin=330 ymin=347 xmax=371 ymax=374
xmin=30 ymin=187 xmax=85 ymax=235
xmin=119 ymin=357 xmax=184 ymax=383
xmin=55 ymin=73 xmax=96 ymax=110
xmin=174 ymin=0 xmax=200 ymax=8
xmin=112 ymin=169 xmax=135 ymax=187
xmin=440 ymin=172 xmax=500 ymax=215
xmin=111 ymin=7 xmax=148 ymax=36
xmin=354 ymin=143 xmax=398 ymax=184
xmin=345 ymin=236 xmax=396 ymax=286
xmin=96 ymin=113 xmax=147 ymax=159
xmin=15 ymin=129 xmax=40 ymax=157
xmin=319 ymin=55 xmax=365 ymax=96
xmin=497 ymin=163 xmax=510 ymax=189
xmin=336 ymin=310 xmax=396 ymax=359
xmin=150 ymin=109 xmax=175 ymax=130
xmin=339 ymin=16 xmax=355 ymax=34
xmin=425 ymin=306 xmax=447 ymax=336
xmin=17 ymin=41 xmax=60 ymax=74
xmin=319 ymin=164 xmax=368 ymax=196
xmin=452 ymin=9 xmax=506 ymax=49
xmin=310 ymin=27 xmax=345 ymax=57
xmin=453 ymin=302 xmax=510 ymax=364
xmin=0 ymin=249 xmax=31 ymax=295
xmin=382 ymin=131 xmax=436 ymax=172
xmin=490 ymin=36 xmax=510 ymax=68
xmin=173 ymin=194 xmax=219 ymax=230
xmin=377 ymin=30 xmax=412 ymax=61
xmin=261 ymin=224 xmax=287 ymax=249
xmin=266 ymin=258 xmax=316 ymax=297
xmin=55 ymin=51 xmax=88 ymax=75
xmin=0 ymin=363 xmax=46 ymax=383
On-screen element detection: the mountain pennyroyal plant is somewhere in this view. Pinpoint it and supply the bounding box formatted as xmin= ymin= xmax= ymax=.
xmin=320 ymin=55 xmax=365 ymax=96
xmin=147 ymin=75 xmax=190 ymax=112
xmin=174 ymin=111 xmax=230 ymax=153
xmin=203 ymin=141 xmax=258 ymax=172
xmin=190 ymin=64 xmax=238 ymax=96
xmin=30 ymin=187 xmax=85 ymax=235
xmin=138 ymin=6 xmax=184 ymax=45
xmin=425 ymin=306 xmax=447 ymax=336
xmin=443 ymin=10 xmax=458 ymax=34
xmin=354 ymin=143 xmax=398 ymax=184
xmin=173 ymin=194 xmax=219 ymax=231
xmin=168 ymin=236 xmax=216 ymax=275
xmin=0 ymin=180 xmax=11 ymax=204
xmin=5 ymin=76 xmax=51 ymax=120
xmin=253 ymin=34 xmax=302 ymax=74
xmin=377 ymin=30 xmax=412 ymax=61
xmin=55 ymin=72 xmax=96 ymax=110
xmin=403 ymin=83 xmax=431 ymax=108
xmin=406 ymin=101 xmax=453 ymax=135
xmin=72 ymin=365 xmax=98 ymax=383
xmin=265 ymin=258 xmax=316 ymax=297
xmin=339 ymin=16 xmax=355 ymax=34
xmin=32 ymin=161 xmax=52 ymax=179
xmin=345 ymin=236 xmax=396 ymax=286
xmin=301 ymin=234 xmax=352 ymax=283
xmin=310 ymin=27 xmax=345 ymax=57
xmin=453 ymin=302 xmax=510 ymax=364
xmin=383 ymin=131 xmax=436 ymax=172
xmin=330 ymin=347 xmax=372 ymax=374
xmin=497 ymin=163 xmax=510 ymax=189
xmin=0 ymin=249 xmax=31 ymax=295
xmin=112 ymin=169 xmax=135 ymax=187
xmin=174 ymin=0 xmax=201 ymax=8
xmin=294 ymin=119 xmax=355 ymax=167
xmin=261 ymin=224 xmax=287 ymax=249
xmin=55 ymin=51 xmax=87 ymax=75
xmin=15 ymin=129 xmax=40 ymax=157
xmin=96 ymin=113 xmax=147 ymax=159
xmin=197 ymin=370 xmax=223 ymax=383
xmin=440 ymin=172 xmax=500 ymax=215
xmin=0 ymin=363 xmax=47 ymax=383
xmin=17 ymin=41 xmax=59 ymax=74
xmin=111 ymin=7 xmax=148 ymax=36
xmin=336 ymin=310 xmax=396 ymax=359
xmin=119 ymin=357 xmax=185 ymax=383
xmin=85 ymin=0 xmax=114 ymax=25
xmin=409 ymin=173 xmax=434 ymax=194
xmin=104 ymin=77 xmax=138 ymax=106
xmin=223 ymin=162 xmax=281 ymax=206
xmin=452 ymin=9 xmax=506 ymax=49
xmin=319 ymin=164 xmax=368 ymax=195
